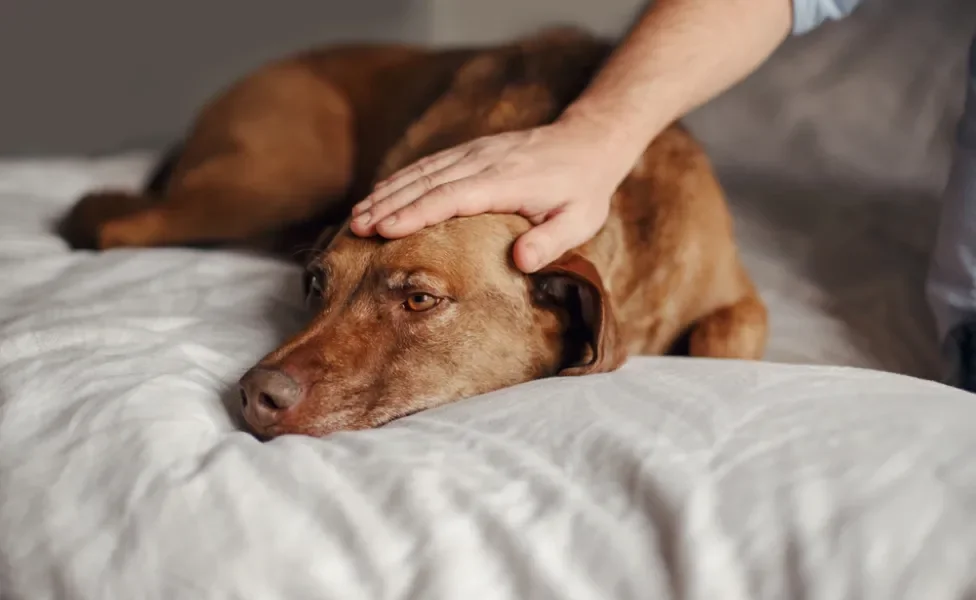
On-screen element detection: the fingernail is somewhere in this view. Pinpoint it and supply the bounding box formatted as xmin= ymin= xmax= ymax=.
xmin=353 ymin=199 xmax=374 ymax=215
xmin=379 ymin=215 xmax=397 ymax=228
xmin=354 ymin=212 xmax=371 ymax=226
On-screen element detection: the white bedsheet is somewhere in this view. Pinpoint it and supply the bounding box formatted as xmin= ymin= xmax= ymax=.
xmin=1 ymin=153 xmax=975 ymax=599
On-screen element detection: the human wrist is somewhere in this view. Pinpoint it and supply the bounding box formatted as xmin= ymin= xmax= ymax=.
xmin=554 ymin=102 xmax=662 ymax=180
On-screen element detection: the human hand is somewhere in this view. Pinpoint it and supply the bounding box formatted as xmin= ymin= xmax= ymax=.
xmin=349 ymin=120 xmax=632 ymax=273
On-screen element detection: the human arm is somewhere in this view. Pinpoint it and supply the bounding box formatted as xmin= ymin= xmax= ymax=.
xmin=352 ymin=0 xmax=863 ymax=273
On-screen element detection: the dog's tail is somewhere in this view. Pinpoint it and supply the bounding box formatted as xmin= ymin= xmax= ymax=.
xmin=144 ymin=142 xmax=184 ymax=194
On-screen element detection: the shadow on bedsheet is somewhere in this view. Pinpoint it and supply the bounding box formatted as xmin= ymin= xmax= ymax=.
xmin=722 ymin=171 xmax=944 ymax=379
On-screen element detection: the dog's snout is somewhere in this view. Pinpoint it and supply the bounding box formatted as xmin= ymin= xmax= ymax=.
xmin=239 ymin=367 xmax=302 ymax=425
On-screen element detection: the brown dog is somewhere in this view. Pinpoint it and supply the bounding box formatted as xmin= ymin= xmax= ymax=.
xmin=60 ymin=28 xmax=768 ymax=438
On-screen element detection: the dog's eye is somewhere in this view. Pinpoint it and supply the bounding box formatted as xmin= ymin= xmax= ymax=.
xmin=304 ymin=271 xmax=325 ymax=304
xmin=309 ymin=275 xmax=323 ymax=295
xmin=404 ymin=293 xmax=440 ymax=312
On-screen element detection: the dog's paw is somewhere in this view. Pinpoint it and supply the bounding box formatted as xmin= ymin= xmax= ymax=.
xmin=57 ymin=190 xmax=152 ymax=250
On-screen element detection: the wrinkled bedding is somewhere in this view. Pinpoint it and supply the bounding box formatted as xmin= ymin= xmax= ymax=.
xmin=3 ymin=1 xmax=976 ymax=598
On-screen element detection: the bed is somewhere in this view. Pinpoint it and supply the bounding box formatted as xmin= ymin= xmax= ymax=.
xmin=3 ymin=2 xmax=976 ymax=598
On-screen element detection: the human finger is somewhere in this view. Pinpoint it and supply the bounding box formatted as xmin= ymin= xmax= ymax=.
xmin=353 ymin=147 xmax=470 ymax=216
xmin=351 ymin=160 xmax=488 ymax=235
xmin=373 ymin=173 xmax=520 ymax=238
xmin=512 ymin=208 xmax=598 ymax=273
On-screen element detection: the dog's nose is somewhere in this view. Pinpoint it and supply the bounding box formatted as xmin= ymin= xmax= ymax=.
xmin=239 ymin=367 xmax=302 ymax=425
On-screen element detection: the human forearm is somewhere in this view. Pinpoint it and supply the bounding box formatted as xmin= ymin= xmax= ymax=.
xmin=558 ymin=0 xmax=794 ymax=170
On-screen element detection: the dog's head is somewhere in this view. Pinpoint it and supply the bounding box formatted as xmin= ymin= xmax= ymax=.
xmin=239 ymin=214 xmax=626 ymax=438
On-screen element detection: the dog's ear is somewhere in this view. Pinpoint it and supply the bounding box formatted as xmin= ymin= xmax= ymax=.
xmin=532 ymin=252 xmax=627 ymax=376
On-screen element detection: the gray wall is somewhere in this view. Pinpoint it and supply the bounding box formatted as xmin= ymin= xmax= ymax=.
xmin=0 ymin=0 xmax=434 ymax=156
xmin=2 ymin=0 xmax=971 ymax=162
xmin=0 ymin=0 xmax=646 ymax=157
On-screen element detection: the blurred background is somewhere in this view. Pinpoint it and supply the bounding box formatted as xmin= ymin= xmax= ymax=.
xmin=0 ymin=0 xmax=971 ymax=195
xmin=0 ymin=0 xmax=646 ymax=156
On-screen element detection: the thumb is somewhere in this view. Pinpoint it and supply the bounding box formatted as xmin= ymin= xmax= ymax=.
xmin=513 ymin=209 xmax=597 ymax=273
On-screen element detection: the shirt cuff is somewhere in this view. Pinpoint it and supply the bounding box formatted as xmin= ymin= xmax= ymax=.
xmin=791 ymin=0 xmax=863 ymax=35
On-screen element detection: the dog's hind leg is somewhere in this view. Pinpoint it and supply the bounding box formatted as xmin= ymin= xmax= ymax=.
xmin=60 ymin=116 xmax=355 ymax=255
xmin=61 ymin=59 xmax=359 ymax=254
xmin=60 ymin=163 xmax=348 ymax=254
xmin=686 ymin=291 xmax=768 ymax=360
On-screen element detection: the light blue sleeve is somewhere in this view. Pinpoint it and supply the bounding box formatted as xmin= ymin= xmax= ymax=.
xmin=790 ymin=0 xmax=866 ymax=35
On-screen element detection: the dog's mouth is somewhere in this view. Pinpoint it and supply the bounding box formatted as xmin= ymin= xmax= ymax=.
xmin=249 ymin=397 xmax=450 ymax=440
xmin=380 ymin=405 xmax=430 ymax=424
xmin=367 ymin=392 xmax=459 ymax=430
xmin=249 ymin=404 xmax=403 ymax=440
